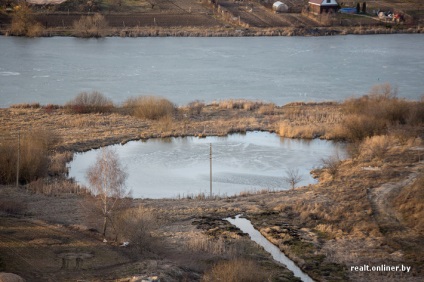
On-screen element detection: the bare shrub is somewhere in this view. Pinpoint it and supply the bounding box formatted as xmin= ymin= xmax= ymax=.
xmin=283 ymin=167 xmax=303 ymax=189
xmin=186 ymin=234 xmax=227 ymax=255
xmin=340 ymin=84 xmax=416 ymax=141
xmin=0 ymin=130 xmax=57 ymax=185
xmin=125 ymin=96 xmax=175 ymax=120
xmin=359 ymin=135 xmax=393 ymax=161
xmin=218 ymin=99 xmax=261 ymax=110
xmin=114 ymin=206 xmax=159 ymax=256
xmin=65 ymin=91 xmax=114 ymax=114
xmin=49 ymin=151 xmax=73 ymax=176
xmin=72 ymin=13 xmax=109 ymax=38
xmin=187 ymin=100 xmax=205 ymax=116
xmin=201 ymin=259 xmax=272 ymax=282
xmin=10 ymin=103 xmax=41 ymax=109
xmin=407 ymin=99 xmax=424 ymax=125
xmin=10 ymin=4 xmax=44 ymax=37
xmin=258 ymin=103 xmax=275 ymax=115
xmin=340 ymin=114 xmax=386 ymax=141
xmin=242 ymin=101 xmax=263 ymax=111
xmin=321 ymin=154 xmax=341 ymax=179
xmin=218 ymin=99 xmax=239 ymax=109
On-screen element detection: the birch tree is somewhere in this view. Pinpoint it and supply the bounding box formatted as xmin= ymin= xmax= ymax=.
xmin=86 ymin=148 xmax=131 ymax=238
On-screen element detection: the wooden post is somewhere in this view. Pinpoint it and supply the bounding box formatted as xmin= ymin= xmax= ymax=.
xmin=16 ymin=131 xmax=20 ymax=187
xmin=210 ymin=143 xmax=212 ymax=198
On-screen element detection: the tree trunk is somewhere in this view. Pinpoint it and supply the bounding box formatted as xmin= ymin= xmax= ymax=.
xmin=102 ymin=216 xmax=108 ymax=237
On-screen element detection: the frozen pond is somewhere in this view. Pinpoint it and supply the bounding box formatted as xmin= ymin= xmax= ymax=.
xmin=68 ymin=131 xmax=345 ymax=198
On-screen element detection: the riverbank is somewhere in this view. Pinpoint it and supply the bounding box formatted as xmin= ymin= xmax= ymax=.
xmin=2 ymin=24 xmax=424 ymax=38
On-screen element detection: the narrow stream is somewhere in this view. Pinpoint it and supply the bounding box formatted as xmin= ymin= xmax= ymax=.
xmin=225 ymin=215 xmax=314 ymax=282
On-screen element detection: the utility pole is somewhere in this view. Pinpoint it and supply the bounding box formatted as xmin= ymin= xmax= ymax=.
xmin=16 ymin=130 xmax=20 ymax=187
xmin=210 ymin=143 xmax=212 ymax=198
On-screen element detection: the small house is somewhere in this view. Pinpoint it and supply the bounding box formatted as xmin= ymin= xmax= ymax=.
xmin=308 ymin=0 xmax=339 ymax=14
xmin=273 ymin=1 xmax=289 ymax=13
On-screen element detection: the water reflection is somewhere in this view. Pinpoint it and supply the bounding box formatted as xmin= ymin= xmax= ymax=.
xmin=68 ymin=131 xmax=345 ymax=198
xmin=225 ymin=215 xmax=314 ymax=282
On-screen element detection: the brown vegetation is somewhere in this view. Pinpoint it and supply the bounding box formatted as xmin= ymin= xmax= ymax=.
xmin=72 ymin=13 xmax=109 ymax=38
xmin=9 ymin=4 xmax=44 ymax=37
xmin=337 ymin=84 xmax=423 ymax=141
xmin=124 ymin=96 xmax=176 ymax=121
xmin=393 ymin=173 xmax=424 ymax=234
xmin=201 ymin=259 xmax=272 ymax=282
xmin=0 ymin=129 xmax=58 ymax=185
xmin=65 ymin=91 xmax=114 ymax=114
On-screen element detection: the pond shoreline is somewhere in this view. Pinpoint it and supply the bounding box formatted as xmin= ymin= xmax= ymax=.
xmin=0 ymin=102 xmax=343 ymax=153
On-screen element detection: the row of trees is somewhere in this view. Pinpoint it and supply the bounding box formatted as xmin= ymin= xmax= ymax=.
xmin=7 ymin=3 xmax=110 ymax=37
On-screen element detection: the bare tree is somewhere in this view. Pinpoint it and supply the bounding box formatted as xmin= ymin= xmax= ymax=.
xmin=86 ymin=148 xmax=131 ymax=238
xmin=321 ymin=153 xmax=341 ymax=180
xmin=72 ymin=13 xmax=109 ymax=38
xmin=283 ymin=167 xmax=303 ymax=190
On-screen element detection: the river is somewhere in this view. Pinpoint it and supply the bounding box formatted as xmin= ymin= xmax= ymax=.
xmin=1 ymin=34 xmax=424 ymax=107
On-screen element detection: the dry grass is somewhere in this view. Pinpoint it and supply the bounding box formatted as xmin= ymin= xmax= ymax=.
xmin=279 ymin=121 xmax=328 ymax=139
xmin=218 ymin=99 xmax=264 ymax=111
xmin=27 ymin=178 xmax=87 ymax=196
xmin=10 ymin=103 xmax=41 ymax=109
xmin=186 ymin=234 xmax=227 ymax=255
xmin=125 ymin=96 xmax=175 ymax=120
xmin=0 ymin=129 xmax=58 ymax=185
xmin=393 ymin=173 xmax=424 ymax=234
xmin=201 ymin=259 xmax=272 ymax=282
xmin=278 ymin=102 xmax=343 ymax=139
xmin=359 ymin=135 xmax=394 ymax=161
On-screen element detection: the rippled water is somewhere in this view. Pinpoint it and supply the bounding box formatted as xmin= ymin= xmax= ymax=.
xmin=68 ymin=132 xmax=345 ymax=198
xmin=1 ymin=34 xmax=424 ymax=107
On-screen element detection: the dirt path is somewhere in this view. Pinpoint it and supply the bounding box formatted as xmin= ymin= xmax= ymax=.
xmin=368 ymin=164 xmax=422 ymax=234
